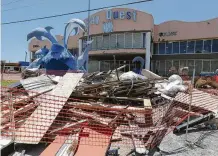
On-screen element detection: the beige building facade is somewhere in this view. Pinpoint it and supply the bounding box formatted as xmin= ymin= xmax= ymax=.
xmin=28 ymin=8 xmax=218 ymax=75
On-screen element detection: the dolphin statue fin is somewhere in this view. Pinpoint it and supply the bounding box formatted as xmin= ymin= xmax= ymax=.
xmin=45 ymin=26 xmax=53 ymax=33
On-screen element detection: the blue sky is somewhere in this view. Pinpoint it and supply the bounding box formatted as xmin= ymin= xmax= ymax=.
xmin=1 ymin=0 xmax=218 ymax=62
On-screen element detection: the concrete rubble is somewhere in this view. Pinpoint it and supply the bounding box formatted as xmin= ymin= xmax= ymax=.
xmin=1 ymin=68 xmax=218 ymax=156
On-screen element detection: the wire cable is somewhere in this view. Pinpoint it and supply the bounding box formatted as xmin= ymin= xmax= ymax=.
xmin=2 ymin=0 xmax=45 ymax=12
xmin=2 ymin=0 xmax=153 ymax=25
xmin=1 ymin=0 xmax=26 ymax=6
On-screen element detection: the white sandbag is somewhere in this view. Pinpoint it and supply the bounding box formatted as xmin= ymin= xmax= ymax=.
xmin=168 ymin=74 xmax=183 ymax=84
xmin=119 ymin=71 xmax=147 ymax=81
xmin=157 ymin=74 xmax=187 ymax=96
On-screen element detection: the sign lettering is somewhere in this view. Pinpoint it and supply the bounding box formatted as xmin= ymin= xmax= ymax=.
xmin=103 ymin=22 xmax=113 ymax=33
xmin=159 ymin=31 xmax=178 ymax=37
xmin=106 ymin=9 xmax=137 ymax=21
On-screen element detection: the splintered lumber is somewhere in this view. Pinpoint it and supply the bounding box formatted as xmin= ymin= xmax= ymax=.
xmin=15 ymin=73 xmax=84 ymax=144
xmin=48 ymin=120 xmax=88 ymax=135
xmin=74 ymin=128 xmax=112 ymax=156
xmin=128 ymin=121 xmax=147 ymax=154
xmin=143 ymin=99 xmax=153 ymax=127
xmin=20 ymin=75 xmax=56 ymax=96
xmin=108 ymin=106 xmax=129 ymax=127
xmin=69 ymin=109 xmax=111 ymax=126
xmin=174 ymin=89 xmax=218 ymax=113
xmin=56 ymin=133 xmax=80 ymax=156
xmin=1 ymin=103 xmax=38 ymax=125
xmin=40 ymin=135 xmax=69 ymax=156
xmin=111 ymin=127 xmax=122 ymax=142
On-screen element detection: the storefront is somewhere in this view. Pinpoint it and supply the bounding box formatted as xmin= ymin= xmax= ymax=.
xmin=28 ymin=8 xmax=218 ymax=75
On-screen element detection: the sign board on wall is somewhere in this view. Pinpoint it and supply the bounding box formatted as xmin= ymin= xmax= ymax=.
xmin=103 ymin=21 xmax=113 ymax=33
xmin=106 ymin=9 xmax=137 ymax=21
xmin=84 ymin=9 xmax=138 ymax=33
xmin=159 ymin=31 xmax=178 ymax=37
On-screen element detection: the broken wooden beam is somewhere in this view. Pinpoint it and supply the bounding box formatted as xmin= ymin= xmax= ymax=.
xmin=15 ymin=73 xmax=84 ymax=144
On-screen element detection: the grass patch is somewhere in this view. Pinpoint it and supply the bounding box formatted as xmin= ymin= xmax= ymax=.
xmin=1 ymin=80 xmax=18 ymax=87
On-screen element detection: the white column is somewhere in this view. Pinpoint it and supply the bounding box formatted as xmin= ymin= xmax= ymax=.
xmin=145 ymin=32 xmax=151 ymax=70
xmin=78 ymin=39 xmax=82 ymax=56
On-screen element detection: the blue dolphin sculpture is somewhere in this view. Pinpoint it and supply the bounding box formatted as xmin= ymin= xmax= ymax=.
xmin=26 ymin=18 xmax=92 ymax=75
xmin=27 ymin=26 xmax=58 ymax=44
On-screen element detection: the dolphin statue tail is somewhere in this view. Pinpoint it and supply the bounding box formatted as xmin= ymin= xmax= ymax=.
xmin=77 ymin=40 xmax=93 ymax=70
xmin=63 ymin=18 xmax=86 ymax=49
xmin=27 ymin=27 xmax=58 ymax=44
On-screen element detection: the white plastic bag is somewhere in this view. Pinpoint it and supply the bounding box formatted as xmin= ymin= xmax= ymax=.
xmin=119 ymin=71 xmax=147 ymax=81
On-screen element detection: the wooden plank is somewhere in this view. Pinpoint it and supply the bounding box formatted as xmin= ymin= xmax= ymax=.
xmin=40 ymin=135 xmax=69 ymax=156
xmin=143 ymin=99 xmax=153 ymax=127
xmin=48 ymin=120 xmax=88 ymax=135
xmin=1 ymin=103 xmax=37 ymax=125
xmin=15 ymin=73 xmax=84 ymax=144
xmin=108 ymin=106 xmax=128 ymax=127
xmin=20 ymin=75 xmax=56 ymax=96
xmin=56 ymin=133 xmax=80 ymax=156
xmin=74 ymin=128 xmax=112 ymax=156
xmin=175 ymin=89 xmax=218 ymax=113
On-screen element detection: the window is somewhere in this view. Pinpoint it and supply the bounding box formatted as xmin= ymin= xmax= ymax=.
xmin=211 ymin=60 xmax=218 ymax=71
xmin=91 ymin=36 xmax=96 ymax=50
xmin=173 ymin=60 xmax=179 ymax=72
xmin=96 ymin=36 xmax=102 ymax=50
xmin=166 ymin=60 xmax=173 ymax=75
xmin=142 ymin=33 xmax=146 ymax=48
xmin=180 ymin=41 xmax=187 ymax=54
xmin=180 ymin=60 xmax=187 ymax=68
xmin=195 ymin=40 xmax=203 ymax=53
xmin=125 ymin=33 xmax=132 ymax=48
xmin=195 ymin=60 xmax=202 ymax=75
xmin=203 ymin=40 xmax=212 ymax=53
xmin=153 ymin=43 xmax=158 ymax=54
xmin=117 ymin=33 xmax=124 ymax=48
xmin=203 ymin=60 xmax=210 ymax=72
xmin=187 ymin=41 xmax=195 ymax=53
xmin=212 ymin=39 xmax=218 ymax=53
xmin=110 ymin=34 xmax=117 ymax=49
xmin=159 ymin=60 xmax=165 ymax=75
xmin=102 ymin=35 xmax=109 ymax=49
xmin=159 ymin=43 xmax=166 ymax=54
xmin=166 ymin=42 xmax=173 ymax=54
xmin=187 ymin=60 xmax=194 ymax=75
xmin=133 ymin=33 xmax=142 ymax=48
xmin=173 ymin=42 xmax=179 ymax=54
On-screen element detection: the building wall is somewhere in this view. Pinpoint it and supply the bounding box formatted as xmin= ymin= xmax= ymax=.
xmin=154 ymin=17 xmax=218 ymax=42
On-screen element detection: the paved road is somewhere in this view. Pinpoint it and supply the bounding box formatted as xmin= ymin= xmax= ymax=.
xmin=2 ymin=73 xmax=21 ymax=81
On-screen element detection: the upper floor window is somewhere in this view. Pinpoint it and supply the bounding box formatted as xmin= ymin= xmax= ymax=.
xmin=212 ymin=39 xmax=218 ymax=53
xmin=173 ymin=42 xmax=179 ymax=54
xmin=180 ymin=41 xmax=187 ymax=54
xmin=187 ymin=41 xmax=195 ymax=53
xmin=159 ymin=43 xmax=166 ymax=54
xmin=195 ymin=40 xmax=203 ymax=53
xmin=166 ymin=42 xmax=173 ymax=54
xmin=203 ymin=40 xmax=212 ymax=53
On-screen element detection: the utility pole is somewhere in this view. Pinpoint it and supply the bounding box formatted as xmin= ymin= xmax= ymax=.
xmin=86 ymin=0 xmax=91 ymax=72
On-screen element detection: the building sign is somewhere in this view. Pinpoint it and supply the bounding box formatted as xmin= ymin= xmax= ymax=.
xmin=159 ymin=31 xmax=178 ymax=37
xmin=103 ymin=21 xmax=113 ymax=33
xmin=106 ymin=9 xmax=137 ymax=22
xmin=84 ymin=16 xmax=100 ymax=26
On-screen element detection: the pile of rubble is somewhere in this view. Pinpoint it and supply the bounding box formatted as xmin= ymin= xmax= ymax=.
xmin=1 ymin=68 xmax=218 ymax=156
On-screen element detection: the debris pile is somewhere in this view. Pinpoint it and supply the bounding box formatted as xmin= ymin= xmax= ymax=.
xmin=1 ymin=68 xmax=218 ymax=156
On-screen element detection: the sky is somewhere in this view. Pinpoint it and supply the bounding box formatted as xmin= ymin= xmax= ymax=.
xmin=1 ymin=0 xmax=218 ymax=62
